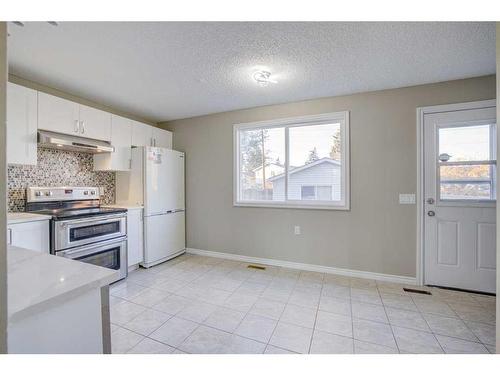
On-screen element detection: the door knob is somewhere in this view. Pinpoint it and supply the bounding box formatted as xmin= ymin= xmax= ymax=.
xmin=427 ymin=211 xmax=435 ymax=217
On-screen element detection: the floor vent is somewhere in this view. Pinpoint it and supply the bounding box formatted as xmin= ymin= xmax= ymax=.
xmin=247 ymin=264 xmax=266 ymax=270
xmin=403 ymin=288 xmax=432 ymax=295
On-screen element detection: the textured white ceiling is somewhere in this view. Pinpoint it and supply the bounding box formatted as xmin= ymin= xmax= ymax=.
xmin=7 ymin=22 xmax=495 ymax=122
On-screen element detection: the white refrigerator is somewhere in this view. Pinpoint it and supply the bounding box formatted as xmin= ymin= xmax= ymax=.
xmin=117 ymin=147 xmax=186 ymax=267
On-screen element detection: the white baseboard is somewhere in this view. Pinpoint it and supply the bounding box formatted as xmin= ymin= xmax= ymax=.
xmin=186 ymin=248 xmax=417 ymax=285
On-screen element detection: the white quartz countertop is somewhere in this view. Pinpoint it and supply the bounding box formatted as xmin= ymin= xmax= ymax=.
xmin=8 ymin=246 xmax=117 ymax=322
xmin=7 ymin=212 xmax=51 ymax=224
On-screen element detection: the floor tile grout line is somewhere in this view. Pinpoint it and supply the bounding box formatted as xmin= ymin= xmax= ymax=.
xmin=112 ymin=254 xmax=495 ymax=354
xmin=376 ymin=286 xmax=401 ymax=354
xmin=419 ymin=301 xmax=485 ymax=344
xmin=306 ymin=275 xmax=323 ymax=354
xmin=349 ymin=282 xmax=355 ymax=353
xmin=238 ymin=267 xmax=297 ymax=352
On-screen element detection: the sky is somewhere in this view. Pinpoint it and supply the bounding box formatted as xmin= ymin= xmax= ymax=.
xmin=263 ymin=123 xmax=340 ymax=166
xmin=439 ymin=124 xmax=493 ymax=161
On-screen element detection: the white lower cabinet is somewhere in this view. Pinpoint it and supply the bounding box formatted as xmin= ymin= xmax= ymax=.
xmin=126 ymin=208 xmax=144 ymax=268
xmin=8 ymin=220 xmax=50 ymax=253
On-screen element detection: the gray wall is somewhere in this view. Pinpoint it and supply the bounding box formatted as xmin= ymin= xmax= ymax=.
xmin=161 ymin=75 xmax=496 ymax=278
xmin=0 ymin=22 xmax=8 ymax=353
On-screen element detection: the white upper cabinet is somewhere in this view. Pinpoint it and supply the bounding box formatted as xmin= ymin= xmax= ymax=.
xmin=78 ymin=105 xmax=112 ymax=141
xmin=38 ymin=92 xmax=80 ymax=136
xmin=131 ymin=121 xmax=172 ymax=149
xmin=7 ymin=83 xmax=38 ymax=165
xmin=94 ymin=115 xmax=132 ymax=171
xmin=153 ymin=127 xmax=172 ymax=149
xmin=38 ymin=92 xmax=111 ymax=141
xmin=131 ymin=120 xmax=153 ymax=147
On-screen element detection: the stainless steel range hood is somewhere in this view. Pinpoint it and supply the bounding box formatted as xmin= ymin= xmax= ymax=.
xmin=38 ymin=130 xmax=114 ymax=154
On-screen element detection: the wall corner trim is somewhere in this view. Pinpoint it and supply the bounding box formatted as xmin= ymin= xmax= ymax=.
xmin=185 ymin=248 xmax=417 ymax=285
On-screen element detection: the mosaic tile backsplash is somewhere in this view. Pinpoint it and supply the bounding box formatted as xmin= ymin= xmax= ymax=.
xmin=8 ymin=148 xmax=115 ymax=212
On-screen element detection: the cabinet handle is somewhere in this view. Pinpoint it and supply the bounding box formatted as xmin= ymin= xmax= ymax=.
xmin=81 ymin=121 xmax=85 ymax=134
xmin=74 ymin=120 xmax=80 ymax=133
xmin=8 ymin=228 xmax=12 ymax=245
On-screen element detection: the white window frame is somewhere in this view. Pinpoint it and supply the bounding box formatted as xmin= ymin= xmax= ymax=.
xmin=233 ymin=111 xmax=350 ymax=210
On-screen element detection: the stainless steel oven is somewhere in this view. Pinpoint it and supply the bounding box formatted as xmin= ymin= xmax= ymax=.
xmin=26 ymin=186 xmax=129 ymax=283
xmin=53 ymin=213 xmax=127 ymax=251
xmin=56 ymin=237 xmax=127 ymax=281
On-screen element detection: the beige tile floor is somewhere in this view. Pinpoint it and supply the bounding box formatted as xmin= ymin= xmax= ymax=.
xmin=109 ymin=253 xmax=496 ymax=354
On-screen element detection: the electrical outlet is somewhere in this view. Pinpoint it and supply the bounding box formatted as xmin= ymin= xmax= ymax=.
xmin=294 ymin=225 xmax=301 ymax=235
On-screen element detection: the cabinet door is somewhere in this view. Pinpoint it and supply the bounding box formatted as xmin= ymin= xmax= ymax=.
xmin=8 ymin=221 xmax=50 ymax=253
xmin=153 ymin=128 xmax=172 ymax=149
xmin=38 ymin=92 xmax=80 ymax=135
xmin=7 ymin=83 xmax=38 ymax=165
xmin=131 ymin=121 xmax=153 ymax=147
xmin=127 ymin=209 xmax=144 ymax=267
xmin=79 ymin=104 xmax=112 ymax=141
xmin=94 ymin=115 xmax=132 ymax=171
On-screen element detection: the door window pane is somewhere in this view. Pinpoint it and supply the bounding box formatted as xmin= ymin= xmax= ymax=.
xmin=239 ymin=127 xmax=285 ymax=201
xmin=439 ymin=164 xmax=495 ymax=200
xmin=288 ymin=123 xmax=341 ymax=201
xmin=438 ymin=124 xmax=493 ymax=162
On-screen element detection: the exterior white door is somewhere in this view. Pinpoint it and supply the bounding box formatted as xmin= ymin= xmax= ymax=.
xmin=423 ymin=103 xmax=496 ymax=293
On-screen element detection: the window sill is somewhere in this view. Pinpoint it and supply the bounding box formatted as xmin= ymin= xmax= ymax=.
xmin=234 ymin=201 xmax=350 ymax=211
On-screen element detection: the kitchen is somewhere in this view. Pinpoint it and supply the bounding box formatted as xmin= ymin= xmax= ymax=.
xmin=6 ymin=77 xmax=185 ymax=353
xmin=0 ymin=15 xmax=499 ymax=366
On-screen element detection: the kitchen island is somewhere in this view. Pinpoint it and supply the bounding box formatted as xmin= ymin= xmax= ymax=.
xmin=7 ymin=245 xmax=117 ymax=353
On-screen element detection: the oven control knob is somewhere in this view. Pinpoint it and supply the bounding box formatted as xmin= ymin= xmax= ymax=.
xmin=45 ymin=191 xmax=53 ymax=197
xmin=35 ymin=191 xmax=42 ymax=197
xmin=84 ymin=191 xmax=89 ymax=195
xmin=90 ymin=190 xmax=96 ymax=195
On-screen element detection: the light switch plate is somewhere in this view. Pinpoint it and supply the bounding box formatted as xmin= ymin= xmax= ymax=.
xmin=399 ymin=193 xmax=416 ymax=204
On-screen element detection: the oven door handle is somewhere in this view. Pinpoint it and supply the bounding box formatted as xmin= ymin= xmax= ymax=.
xmin=58 ymin=237 xmax=127 ymax=258
xmin=58 ymin=214 xmax=126 ymax=227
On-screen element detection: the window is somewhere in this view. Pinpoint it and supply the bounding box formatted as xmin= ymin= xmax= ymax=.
xmin=438 ymin=123 xmax=496 ymax=201
xmin=300 ymin=185 xmax=333 ymax=200
xmin=234 ymin=112 xmax=350 ymax=209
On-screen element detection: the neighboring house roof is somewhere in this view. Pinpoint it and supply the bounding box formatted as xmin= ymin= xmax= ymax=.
xmin=267 ymin=157 xmax=341 ymax=182
xmin=252 ymin=162 xmax=284 ymax=173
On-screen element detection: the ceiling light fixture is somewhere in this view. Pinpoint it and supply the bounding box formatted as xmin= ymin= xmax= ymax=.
xmin=253 ymin=70 xmax=277 ymax=87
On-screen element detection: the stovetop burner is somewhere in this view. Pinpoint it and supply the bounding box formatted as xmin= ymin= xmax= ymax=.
xmin=32 ymin=207 xmax=127 ymax=220
xmin=25 ymin=186 xmax=127 ymax=220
